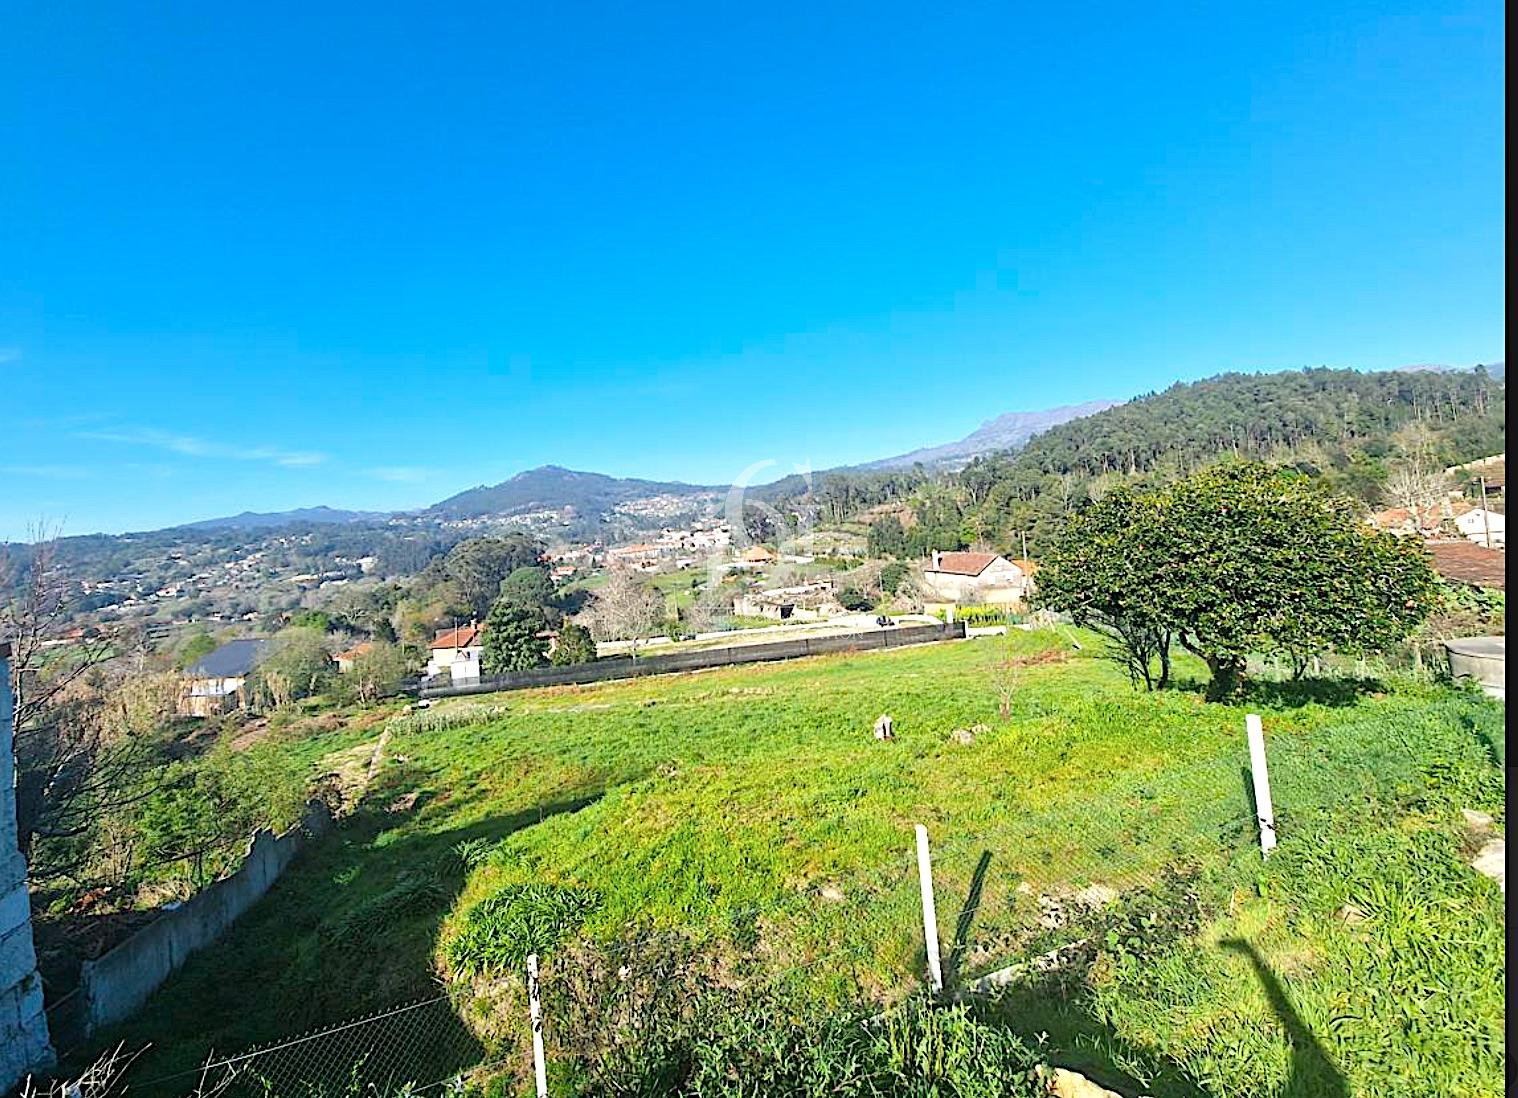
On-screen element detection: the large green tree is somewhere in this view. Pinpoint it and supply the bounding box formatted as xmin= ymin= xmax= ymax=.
xmin=441 ymin=536 xmax=545 ymax=619
xmin=1033 ymin=489 xmax=1175 ymax=690
xmin=497 ymin=565 xmax=559 ymax=619
xmin=1037 ymin=462 xmax=1437 ymax=699
xmin=481 ymin=599 xmax=549 ymax=674
xmin=550 ymin=622 xmax=597 ymax=666
xmin=867 ymin=516 xmax=906 ymax=558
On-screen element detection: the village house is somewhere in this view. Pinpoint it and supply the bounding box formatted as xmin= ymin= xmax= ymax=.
xmin=333 ymin=641 xmax=373 ymax=673
xmin=919 ymin=551 xmax=1036 ymax=613
xmin=426 ymin=622 xmax=485 ymax=683
xmin=180 ymin=638 xmax=269 ymax=717
xmin=1454 ymin=508 xmax=1505 ymax=547
xmin=687 ymin=523 xmax=732 ymax=552
xmin=727 ymin=544 xmax=778 ymax=572
xmin=732 ymin=581 xmax=843 ymax=622
xmin=605 ymin=543 xmax=666 ymax=572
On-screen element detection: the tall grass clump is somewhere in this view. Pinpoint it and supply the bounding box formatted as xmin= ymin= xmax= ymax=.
xmin=444 ymin=882 xmax=600 ymax=977
xmin=385 ymin=703 xmax=513 ymax=736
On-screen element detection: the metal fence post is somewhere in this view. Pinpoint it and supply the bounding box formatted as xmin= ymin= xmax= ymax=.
xmin=915 ymin=825 xmax=944 ymax=993
xmin=526 ymin=953 xmax=549 ymax=1097
xmin=1246 ymin=714 xmax=1277 ymax=857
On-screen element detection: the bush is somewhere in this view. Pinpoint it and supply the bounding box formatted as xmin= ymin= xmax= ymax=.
xmin=954 ymin=604 xmax=1020 ymax=627
xmin=551 ymin=622 xmax=597 ymax=666
xmin=443 ymin=882 xmax=600 ymax=977
xmin=879 ymin=560 xmax=908 ymax=595
xmin=837 ymin=586 xmax=874 ymax=611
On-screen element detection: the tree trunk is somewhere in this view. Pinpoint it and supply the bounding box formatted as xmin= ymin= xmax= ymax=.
xmin=1204 ymin=655 xmax=1245 ymax=701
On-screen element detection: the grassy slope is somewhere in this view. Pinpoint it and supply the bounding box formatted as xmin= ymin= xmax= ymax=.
xmin=88 ymin=633 xmax=1504 ymax=1097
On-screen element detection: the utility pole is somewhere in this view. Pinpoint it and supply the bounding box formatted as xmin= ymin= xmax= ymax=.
xmin=1479 ymin=476 xmax=1492 ymax=547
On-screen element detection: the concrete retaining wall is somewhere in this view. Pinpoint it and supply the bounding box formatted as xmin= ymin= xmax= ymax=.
xmin=51 ymin=800 xmax=333 ymax=1050
xmin=1 ymin=642 xmax=57 ymax=1091
xmin=1445 ymin=636 xmax=1505 ymax=700
xmin=423 ymin=621 xmax=968 ymax=698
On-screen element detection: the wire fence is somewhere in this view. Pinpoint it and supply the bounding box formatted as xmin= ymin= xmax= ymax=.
xmin=123 ymin=995 xmax=487 ymax=1098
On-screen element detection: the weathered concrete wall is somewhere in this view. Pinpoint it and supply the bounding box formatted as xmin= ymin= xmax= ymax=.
xmin=0 ymin=642 xmax=56 ymax=1090
xmin=1445 ymin=636 xmax=1505 ymax=700
xmin=425 ymin=621 xmax=967 ymax=698
xmin=65 ymin=799 xmax=333 ymax=1043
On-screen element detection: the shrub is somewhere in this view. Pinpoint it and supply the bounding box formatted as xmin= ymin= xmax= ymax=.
xmin=837 ymin=586 xmax=874 ymax=611
xmin=444 ymin=882 xmax=600 ymax=977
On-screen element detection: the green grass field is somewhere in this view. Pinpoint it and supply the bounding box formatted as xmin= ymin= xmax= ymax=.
xmin=84 ymin=631 xmax=1505 ymax=1097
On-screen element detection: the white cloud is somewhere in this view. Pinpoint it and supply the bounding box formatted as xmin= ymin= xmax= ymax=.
xmin=0 ymin=348 xmax=21 ymax=366
xmin=78 ymin=427 xmax=327 ymax=468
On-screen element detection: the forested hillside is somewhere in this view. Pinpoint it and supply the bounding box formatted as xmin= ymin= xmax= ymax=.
xmin=770 ymin=367 xmax=1506 ymax=558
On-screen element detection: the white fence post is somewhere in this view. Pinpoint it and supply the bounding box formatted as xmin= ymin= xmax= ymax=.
xmin=1245 ymin=714 xmax=1277 ymax=857
xmin=526 ymin=952 xmax=549 ymax=1098
xmin=915 ymin=824 xmax=944 ymax=993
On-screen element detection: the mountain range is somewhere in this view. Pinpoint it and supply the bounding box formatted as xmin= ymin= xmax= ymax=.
xmin=181 ymin=399 xmax=1111 ymax=529
xmin=181 ymin=506 xmax=389 ymax=530
xmin=424 ymin=465 xmax=721 ymax=521
xmin=853 ymin=400 xmax=1118 ymax=470
xmin=175 ymin=362 xmax=1506 ymax=530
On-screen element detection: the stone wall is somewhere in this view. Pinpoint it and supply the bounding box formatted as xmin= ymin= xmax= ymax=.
xmin=45 ymin=799 xmax=333 ymax=1051
xmin=0 ymin=642 xmax=56 ymax=1091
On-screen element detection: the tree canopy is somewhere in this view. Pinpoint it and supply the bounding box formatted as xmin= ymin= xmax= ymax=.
xmin=481 ymin=599 xmax=549 ymax=674
xmin=1035 ymin=461 xmax=1438 ymax=698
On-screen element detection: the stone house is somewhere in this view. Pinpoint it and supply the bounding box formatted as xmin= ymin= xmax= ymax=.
xmin=919 ymin=551 xmax=1035 ymax=611
xmin=732 ymin=582 xmax=843 ymax=622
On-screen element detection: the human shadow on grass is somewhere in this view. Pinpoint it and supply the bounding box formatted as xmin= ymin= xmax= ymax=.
xmin=977 ymin=983 xmax=1219 ymax=1098
xmin=71 ymin=788 xmax=606 ymax=1097
xmin=1220 ymin=938 xmax=1349 ymax=1098
xmin=944 ymin=850 xmax=992 ymax=987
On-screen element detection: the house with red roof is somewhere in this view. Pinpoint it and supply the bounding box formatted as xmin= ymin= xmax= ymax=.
xmin=426 ymin=621 xmax=486 ymax=683
xmin=920 ymin=550 xmax=1035 ymax=610
xmin=333 ymin=641 xmax=374 ymax=673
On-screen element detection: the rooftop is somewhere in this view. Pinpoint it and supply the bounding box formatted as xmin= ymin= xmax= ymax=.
xmin=1425 ymin=540 xmax=1505 ymax=590
xmin=431 ymin=623 xmax=484 ymax=649
xmin=184 ymin=638 xmax=269 ymax=679
xmin=927 ymin=551 xmax=1000 ymax=576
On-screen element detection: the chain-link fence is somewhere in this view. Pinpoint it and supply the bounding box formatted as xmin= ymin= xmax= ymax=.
xmin=125 ymin=995 xmax=487 ymax=1097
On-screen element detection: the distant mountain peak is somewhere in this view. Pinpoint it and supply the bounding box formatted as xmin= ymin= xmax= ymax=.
xmin=424 ymin=465 xmax=717 ymax=520
xmin=858 ymin=399 xmax=1120 ymax=470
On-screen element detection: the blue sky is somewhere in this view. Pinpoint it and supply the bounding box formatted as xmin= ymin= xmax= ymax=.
xmin=0 ymin=1 xmax=1503 ymax=539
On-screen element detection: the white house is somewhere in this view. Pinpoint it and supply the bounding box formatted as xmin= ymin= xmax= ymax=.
xmin=180 ymin=638 xmax=269 ymax=717
xmin=426 ymin=622 xmax=485 ymax=682
xmin=919 ymin=551 xmax=1036 ymax=609
xmin=1455 ymin=508 xmax=1506 ymax=547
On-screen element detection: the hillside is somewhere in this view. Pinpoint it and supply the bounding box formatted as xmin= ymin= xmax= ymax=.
xmin=180 ymin=506 xmax=389 ymax=530
xmin=761 ymin=366 xmax=1506 ymax=557
xmin=80 ymin=635 xmax=1506 ymax=1097
xmin=423 ymin=464 xmax=719 ymax=520
xmin=1005 ymin=367 xmax=1505 ymax=479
